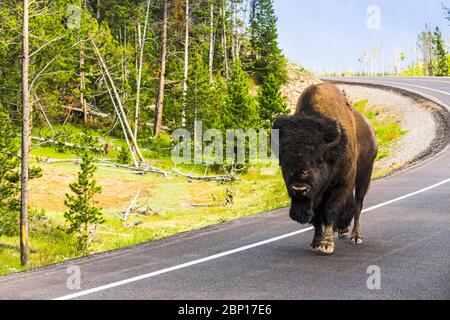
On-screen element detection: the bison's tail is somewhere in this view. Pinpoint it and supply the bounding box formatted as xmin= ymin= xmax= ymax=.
xmin=336 ymin=195 xmax=356 ymax=229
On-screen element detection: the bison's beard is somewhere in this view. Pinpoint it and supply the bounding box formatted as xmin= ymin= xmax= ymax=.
xmin=289 ymin=199 xmax=314 ymax=224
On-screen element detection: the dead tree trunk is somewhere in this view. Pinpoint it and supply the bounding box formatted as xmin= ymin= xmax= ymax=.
xmin=236 ymin=0 xmax=249 ymax=58
xmin=96 ymin=0 xmax=101 ymax=20
xmin=208 ymin=1 xmax=215 ymax=83
xmin=134 ymin=0 xmax=151 ymax=140
xmin=221 ymin=0 xmax=229 ymax=80
xmin=20 ymin=0 xmax=30 ymax=267
xmin=80 ymin=41 xmax=88 ymax=123
xmin=80 ymin=2 xmax=88 ymax=123
xmin=154 ymin=0 xmax=168 ymax=136
xmin=91 ymin=39 xmax=145 ymax=164
xmin=231 ymin=0 xmax=237 ymax=62
xmin=102 ymin=70 xmax=139 ymax=168
xmin=181 ymin=0 xmax=189 ymax=127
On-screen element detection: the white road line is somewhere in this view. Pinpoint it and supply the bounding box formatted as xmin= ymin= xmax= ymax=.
xmin=54 ymin=177 xmax=450 ymax=300
xmin=53 ymin=227 xmax=315 ymax=300
xmin=361 ymin=178 xmax=450 ymax=213
xmin=345 ymin=79 xmax=450 ymax=96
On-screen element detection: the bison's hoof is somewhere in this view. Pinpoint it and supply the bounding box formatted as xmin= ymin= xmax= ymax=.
xmin=310 ymin=241 xmax=322 ymax=252
xmin=338 ymin=228 xmax=350 ymax=239
xmin=350 ymin=235 xmax=363 ymax=245
xmin=315 ymin=241 xmax=335 ymax=255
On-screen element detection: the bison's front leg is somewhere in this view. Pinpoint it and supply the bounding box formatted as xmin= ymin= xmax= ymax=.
xmin=316 ymin=225 xmax=335 ymax=254
xmin=317 ymin=186 xmax=352 ymax=255
xmin=311 ymin=219 xmax=323 ymax=252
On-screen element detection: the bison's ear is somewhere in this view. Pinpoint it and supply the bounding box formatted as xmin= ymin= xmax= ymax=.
xmin=272 ymin=116 xmax=290 ymax=164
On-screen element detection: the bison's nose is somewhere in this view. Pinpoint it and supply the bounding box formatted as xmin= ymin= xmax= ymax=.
xmin=290 ymin=183 xmax=311 ymax=198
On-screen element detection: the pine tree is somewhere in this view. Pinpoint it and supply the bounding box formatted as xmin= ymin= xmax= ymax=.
xmin=433 ymin=27 xmax=449 ymax=76
xmin=0 ymin=103 xmax=21 ymax=236
xmin=64 ymin=133 xmax=104 ymax=254
xmin=0 ymin=103 xmax=41 ymax=237
xmin=222 ymin=60 xmax=259 ymax=130
xmin=249 ymin=0 xmax=287 ymax=84
xmin=117 ymin=147 xmax=131 ymax=164
xmin=186 ymin=53 xmax=226 ymax=130
xmin=258 ymin=72 xmax=287 ymax=128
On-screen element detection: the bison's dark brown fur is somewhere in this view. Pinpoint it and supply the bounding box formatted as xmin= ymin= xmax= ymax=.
xmin=273 ymin=82 xmax=378 ymax=254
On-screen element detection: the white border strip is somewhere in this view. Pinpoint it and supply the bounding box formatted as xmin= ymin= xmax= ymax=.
xmin=54 ymin=177 xmax=450 ymax=300
xmin=342 ymin=79 xmax=450 ymax=96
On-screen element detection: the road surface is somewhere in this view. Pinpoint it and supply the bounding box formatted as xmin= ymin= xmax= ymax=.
xmin=1 ymin=77 xmax=449 ymax=300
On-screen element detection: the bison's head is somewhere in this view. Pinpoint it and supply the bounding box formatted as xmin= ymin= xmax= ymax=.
xmin=273 ymin=114 xmax=346 ymax=224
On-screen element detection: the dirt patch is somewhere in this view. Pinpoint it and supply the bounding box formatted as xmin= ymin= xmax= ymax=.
xmin=29 ymin=164 xmax=155 ymax=213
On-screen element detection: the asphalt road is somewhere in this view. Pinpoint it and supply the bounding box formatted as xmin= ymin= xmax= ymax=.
xmin=1 ymin=77 xmax=449 ymax=300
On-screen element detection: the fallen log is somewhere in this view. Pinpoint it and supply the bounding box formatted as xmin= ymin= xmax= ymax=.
xmin=61 ymin=105 xmax=111 ymax=118
xmin=96 ymin=159 xmax=170 ymax=176
xmin=95 ymin=159 xmax=146 ymax=174
xmin=30 ymin=136 xmax=104 ymax=153
xmin=32 ymin=155 xmax=81 ymax=164
xmin=172 ymin=168 xmax=239 ymax=182
xmin=123 ymin=191 xmax=141 ymax=222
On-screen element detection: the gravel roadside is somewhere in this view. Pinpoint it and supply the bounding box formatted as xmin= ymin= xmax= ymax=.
xmin=336 ymin=84 xmax=436 ymax=174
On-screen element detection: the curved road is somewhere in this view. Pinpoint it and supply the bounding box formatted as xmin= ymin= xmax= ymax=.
xmin=1 ymin=77 xmax=449 ymax=300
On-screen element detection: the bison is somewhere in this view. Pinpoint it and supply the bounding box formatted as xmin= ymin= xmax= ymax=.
xmin=273 ymin=82 xmax=378 ymax=254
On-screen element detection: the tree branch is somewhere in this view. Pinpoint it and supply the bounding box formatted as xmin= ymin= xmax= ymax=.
xmin=29 ymin=35 xmax=65 ymax=58
xmin=29 ymin=55 xmax=59 ymax=93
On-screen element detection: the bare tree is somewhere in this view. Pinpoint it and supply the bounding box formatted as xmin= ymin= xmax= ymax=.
xmin=96 ymin=0 xmax=101 ymax=20
xmin=181 ymin=0 xmax=190 ymax=128
xmin=134 ymin=0 xmax=151 ymax=140
xmin=208 ymin=0 xmax=215 ymax=83
xmin=231 ymin=0 xmax=236 ymax=62
xmin=91 ymin=39 xmax=145 ymax=165
xmin=238 ymin=0 xmax=249 ymax=58
xmin=417 ymin=25 xmax=434 ymax=76
xmin=154 ymin=0 xmax=168 ymax=136
xmin=80 ymin=41 xmax=88 ymax=123
xmin=79 ymin=3 xmax=88 ymax=123
xmin=20 ymin=0 xmax=30 ymax=267
xmin=221 ymin=0 xmax=229 ymax=80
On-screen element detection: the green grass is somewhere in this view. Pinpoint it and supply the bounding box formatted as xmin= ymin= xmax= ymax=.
xmin=0 ymin=224 xmax=77 ymax=274
xmin=354 ymin=99 xmax=406 ymax=160
xmin=0 ymin=150 xmax=288 ymax=275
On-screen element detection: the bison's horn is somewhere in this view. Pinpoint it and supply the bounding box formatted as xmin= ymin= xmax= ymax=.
xmin=325 ymin=122 xmax=342 ymax=149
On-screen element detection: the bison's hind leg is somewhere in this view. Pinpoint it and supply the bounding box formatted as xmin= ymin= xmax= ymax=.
xmin=336 ymin=194 xmax=356 ymax=239
xmin=338 ymin=228 xmax=350 ymax=240
xmin=351 ymin=160 xmax=375 ymax=245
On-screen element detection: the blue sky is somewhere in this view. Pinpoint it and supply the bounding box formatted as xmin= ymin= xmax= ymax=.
xmin=273 ymin=0 xmax=450 ymax=74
